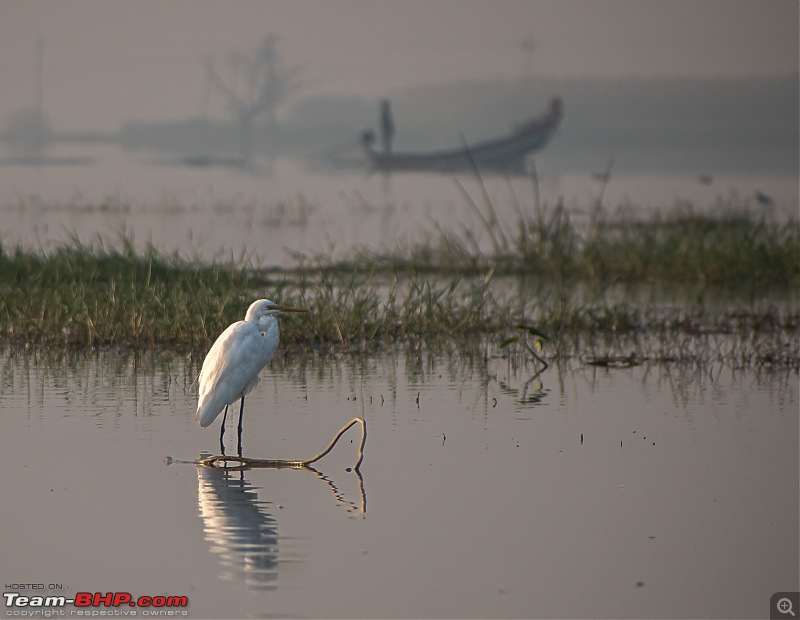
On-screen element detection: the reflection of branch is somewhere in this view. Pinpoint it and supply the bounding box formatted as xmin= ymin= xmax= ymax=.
xmin=197 ymin=417 xmax=367 ymax=472
xmin=520 ymin=373 xmax=546 ymax=404
xmin=304 ymin=464 xmax=367 ymax=514
xmin=498 ymin=369 xmax=546 ymax=405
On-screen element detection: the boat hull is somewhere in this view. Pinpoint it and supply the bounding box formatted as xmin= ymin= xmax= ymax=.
xmin=365 ymin=97 xmax=562 ymax=173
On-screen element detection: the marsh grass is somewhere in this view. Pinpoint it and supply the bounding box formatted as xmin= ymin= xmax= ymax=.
xmin=322 ymin=201 xmax=799 ymax=285
xmin=0 ymin=237 xmax=273 ymax=348
xmin=0 ymin=202 xmax=797 ymax=367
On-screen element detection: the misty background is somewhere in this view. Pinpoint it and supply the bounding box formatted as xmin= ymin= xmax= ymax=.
xmin=0 ymin=0 xmax=797 ymax=216
xmin=94 ymin=74 xmax=797 ymax=176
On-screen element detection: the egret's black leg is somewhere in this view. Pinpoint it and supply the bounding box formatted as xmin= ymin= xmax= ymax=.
xmin=219 ymin=405 xmax=229 ymax=456
xmin=237 ymin=396 xmax=246 ymax=457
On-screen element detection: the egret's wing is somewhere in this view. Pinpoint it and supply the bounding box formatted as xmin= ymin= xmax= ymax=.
xmin=196 ymin=321 xmax=263 ymax=427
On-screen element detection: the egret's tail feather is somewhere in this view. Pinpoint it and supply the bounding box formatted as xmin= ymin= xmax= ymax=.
xmin=196 ymin=396 xmax=225 ymax=428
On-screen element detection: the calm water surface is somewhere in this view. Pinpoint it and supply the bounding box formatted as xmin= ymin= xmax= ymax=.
xmin=1 ymin=347 xmax=797 ymax=619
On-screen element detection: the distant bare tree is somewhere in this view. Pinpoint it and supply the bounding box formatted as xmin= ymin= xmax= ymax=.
xmin=205 ymin=34 xmax=303 ymax=162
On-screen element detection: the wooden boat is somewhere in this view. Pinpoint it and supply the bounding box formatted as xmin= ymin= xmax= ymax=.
xmin=362 ymin=97 xmax=562 ymax=173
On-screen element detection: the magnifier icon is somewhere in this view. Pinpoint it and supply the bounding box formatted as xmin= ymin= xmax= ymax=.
xmin=778 ymin=598 xmax=796 ymax=617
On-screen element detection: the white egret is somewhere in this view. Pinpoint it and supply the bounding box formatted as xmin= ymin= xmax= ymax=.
xmin=196 ymin=299 xmax=309 ymax=456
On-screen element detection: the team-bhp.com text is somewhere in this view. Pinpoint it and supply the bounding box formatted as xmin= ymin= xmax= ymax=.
xmin=4 ymin=592 xmax=188 ymax=617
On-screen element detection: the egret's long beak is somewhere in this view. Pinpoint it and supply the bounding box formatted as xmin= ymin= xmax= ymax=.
xmin=275 ymin=304 xmax=310 ymax=313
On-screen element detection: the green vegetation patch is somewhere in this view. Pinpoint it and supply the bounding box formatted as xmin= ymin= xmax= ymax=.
xmin=320 ymin=203 xmax=799 ymax=285
xmin=0 ymin=239 xmax=263 ymax=348
xmin=0 ymin=206 xmax=797 ymax=368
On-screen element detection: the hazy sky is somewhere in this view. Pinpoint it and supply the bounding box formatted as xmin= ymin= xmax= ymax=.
xmin=1 ymin=0 xmax=797 ymax=130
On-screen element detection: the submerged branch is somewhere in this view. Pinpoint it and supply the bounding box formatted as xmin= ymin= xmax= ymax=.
xmin=195 ymin=417 xmax=367 ymax=472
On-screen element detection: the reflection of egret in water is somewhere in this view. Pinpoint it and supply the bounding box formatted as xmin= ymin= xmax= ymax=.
xmin=191 ymin=419 xmax=367 ymax=589
xmin=196 ymin=464 xmax=279 ymax=591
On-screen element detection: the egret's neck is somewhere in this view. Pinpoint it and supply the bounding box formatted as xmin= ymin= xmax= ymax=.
xmin=256 ymin=314 xmax=278 ymax=334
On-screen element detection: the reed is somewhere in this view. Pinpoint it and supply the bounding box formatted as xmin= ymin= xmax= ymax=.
xmin=324 ymin=201 xmax=799 ymax=285
xmin=0 ymin=202 xmax=797 ymax=369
